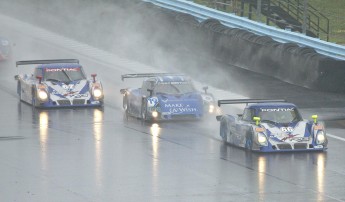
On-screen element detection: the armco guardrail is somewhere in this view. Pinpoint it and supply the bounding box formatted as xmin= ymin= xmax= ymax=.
xmin=145 ymin=0 xmax=345 ymax=60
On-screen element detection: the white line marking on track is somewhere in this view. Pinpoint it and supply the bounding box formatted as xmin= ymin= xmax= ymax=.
xmin=327 ymin=133 xmax=345 ymax=142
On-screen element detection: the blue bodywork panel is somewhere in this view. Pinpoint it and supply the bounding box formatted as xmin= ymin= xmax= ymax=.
xmin=122 ymin=74 xmax=207 ymax=120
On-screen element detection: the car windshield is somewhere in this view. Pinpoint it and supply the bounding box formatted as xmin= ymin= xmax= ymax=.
xmin=44 ymin=67 xmax=86 ymax=83
xmin=154 ymin=82 xmax=196 ymax=94
xmin=258 ymin=108 xmax=302 ymax=123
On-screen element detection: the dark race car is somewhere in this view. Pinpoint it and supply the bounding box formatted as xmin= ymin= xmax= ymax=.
xmin=216 ymin=99 xmax=327 ymax=152
xmin=15 ymin=59 xmax=104 ymax=108
xmin=120 ymin=73 xmax=216 ymax=121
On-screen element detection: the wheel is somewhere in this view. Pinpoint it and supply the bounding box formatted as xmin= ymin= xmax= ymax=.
xmin=123 ymin=96 xmax=129 ymax=120
xmin=17 ymin=81 xmax=22 ymax=100
xmin=228 ymin=126 xmax=233 ymax=144
xmin=220 ymin=121 xmax=228 ymax=142
xmin=245 ymin=131 xmax=253 ymax=150
xmin=141 ymin=102 xmax=147 ymax=121
xmin=31 ymin=87 xmax=37 ymax=107
xmin=123 ymin=96 xmax=128 ymax=110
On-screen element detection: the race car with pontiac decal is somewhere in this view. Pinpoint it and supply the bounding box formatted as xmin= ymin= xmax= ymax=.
xmin=120 ymin=73 xmax=216 ymax=121
xmin=216 ymin=99 xmax=327 ymax=152
xmin=14 ymin=59 xmax=104 ymax=108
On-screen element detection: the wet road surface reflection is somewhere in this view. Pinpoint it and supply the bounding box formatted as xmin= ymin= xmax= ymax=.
xmin=150 ymin=123 xmax=161 ymax=196
xmin=219 ymin=142 xmax=329 ymax=200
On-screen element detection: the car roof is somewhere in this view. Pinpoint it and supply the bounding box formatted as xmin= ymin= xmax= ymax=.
xmin=37 ymin=63 xmax=82 ymax=69
xmin=247 ymin=102 xmax=297 ymax=109
xmin=147 ymin=75 xmax=191 ymax=83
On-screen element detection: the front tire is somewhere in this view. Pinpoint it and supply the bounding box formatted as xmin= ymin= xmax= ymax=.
xmin=245 ymin=131 xmax=253 ymax=150
xmin=31 ymin=87 xmax=37 ymax=107
xmin=141 ymin=101 xmax=147 ymax=122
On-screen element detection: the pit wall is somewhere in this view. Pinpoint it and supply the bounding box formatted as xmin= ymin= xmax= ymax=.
xmin=137 ymin=2 xmax=345 ymax=93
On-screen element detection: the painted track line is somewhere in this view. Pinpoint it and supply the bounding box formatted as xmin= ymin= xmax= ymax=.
xmin=327 ymin=133 xmax=345 ymax=142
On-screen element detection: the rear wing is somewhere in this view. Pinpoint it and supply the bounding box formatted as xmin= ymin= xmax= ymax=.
xmin=121 ymin=73 xmax=185 ymax=81
xmin=217 ymin=99 xmax=286 ymax=107
xmin=16 ymin=59 xmax=79 ymax=67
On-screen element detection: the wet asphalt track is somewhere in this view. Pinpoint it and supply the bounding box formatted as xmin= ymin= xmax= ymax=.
xmin=1 ymin=15 xmax=345 ymax=202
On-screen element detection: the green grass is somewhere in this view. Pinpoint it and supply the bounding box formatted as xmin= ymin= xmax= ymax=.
xmin=309 ymin=0 xmax=345 ymax=44
xmin=193 ymin=0 xmax=345 ymax=44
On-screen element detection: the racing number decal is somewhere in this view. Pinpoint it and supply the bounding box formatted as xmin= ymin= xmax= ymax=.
xmin=147 ymin=97 xmax=159 ymax=107
xmin=281 ymin=127 xmax=293 ymax=132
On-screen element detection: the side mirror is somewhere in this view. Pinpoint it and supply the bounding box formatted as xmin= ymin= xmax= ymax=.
xmin=311 ymin=115 xmax=318 ymax=124
xmin=14 ymin=75 xmax=19 ymax=80
xmin=147 ymin=89 xmax=153 ymax=97
xmin=120 ymin=89 xmax=127 ymax=95
xmin=202 ymin=86 xmax=208 ymax=94
xmin=91 ymin=74 xmax=97 ymax=83
xmin=253 ymin=117 xmax=261 ymax=126
xmin=36 ymin=76 xmax=42 ymax=84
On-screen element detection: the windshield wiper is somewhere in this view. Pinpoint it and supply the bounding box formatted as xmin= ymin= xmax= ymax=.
xmin=62 ymin=70 xmax=72 ymax=82
xmin=169 ymin=84 xmax=181 ymax=93
xmin=46 ymin=78 xmax=60 ymax=82
xmin=261 ymin=120 xmax=277 ymax=124
xmin=289 ymin=116 xmax=300 ymax=123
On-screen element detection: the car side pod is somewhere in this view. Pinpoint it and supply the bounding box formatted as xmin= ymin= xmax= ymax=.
xmin=120 ymin=89 xmax=127 ymax=95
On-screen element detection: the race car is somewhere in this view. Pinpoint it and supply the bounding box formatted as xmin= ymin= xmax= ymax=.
xmin=120 ymin=73 xmax=216 ymax=121
xmin=14 ymin=59 xmax=104 ymax=108
xmin=216 ymin=99 xmax=327 ymax=152
xmin=0 ymin=37 xmax=10 ymax=61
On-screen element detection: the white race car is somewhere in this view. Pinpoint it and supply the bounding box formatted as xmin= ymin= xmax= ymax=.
xmin=15 ymin=59 xmax=104 ymax=108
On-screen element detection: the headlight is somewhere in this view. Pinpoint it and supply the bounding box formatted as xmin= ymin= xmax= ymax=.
xmin=93 ymin=88 xmax=103 ymax=99
xmin=316 ymin=131 xmax=326 ymax=144
xmin=208 ymin=105 xmax=215 ymax=113
xmin=37 ymin=89 xmax=48 ymax=101
xmin=152 ymin=111 xmax=158 ymax=118
xmin=257 ymin=132 xmax=268 ymax=146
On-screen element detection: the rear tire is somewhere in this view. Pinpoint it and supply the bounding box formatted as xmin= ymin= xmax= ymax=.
xmin=17 ymin=82 xmax=22 ymax=100
xmin=123 ymin=96 xmax=129 ymax=120
xmin=220 ymin=121 xmax=228 ymax=142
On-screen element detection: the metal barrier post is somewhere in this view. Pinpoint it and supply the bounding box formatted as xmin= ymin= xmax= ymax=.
xmin=302 ymin=0 xmax=308 ymax=34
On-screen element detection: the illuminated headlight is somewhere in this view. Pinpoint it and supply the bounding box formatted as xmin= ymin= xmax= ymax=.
xmin=257 ymin=133 xmax=268 ymax=146
xmin=316 ymin=131 xmax=326 ymax=144
xmin=93 ymin=88 xmax=103 ymax=99
xmin=208 ymin=105 xmax=215 ymax=113
xmin=152 ymin=111 xmax=158 ymax=118
xmin=37 ymin=89 xmax=48 ymax=101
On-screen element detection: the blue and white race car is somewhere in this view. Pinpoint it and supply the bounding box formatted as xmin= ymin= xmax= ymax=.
xmin=15 ymin=59 xmax=104 ymax=108
xmin=120 ymin=73 xmax=216 ymax=121
xmin=216 ymin=99 xmax=328 ymax=152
